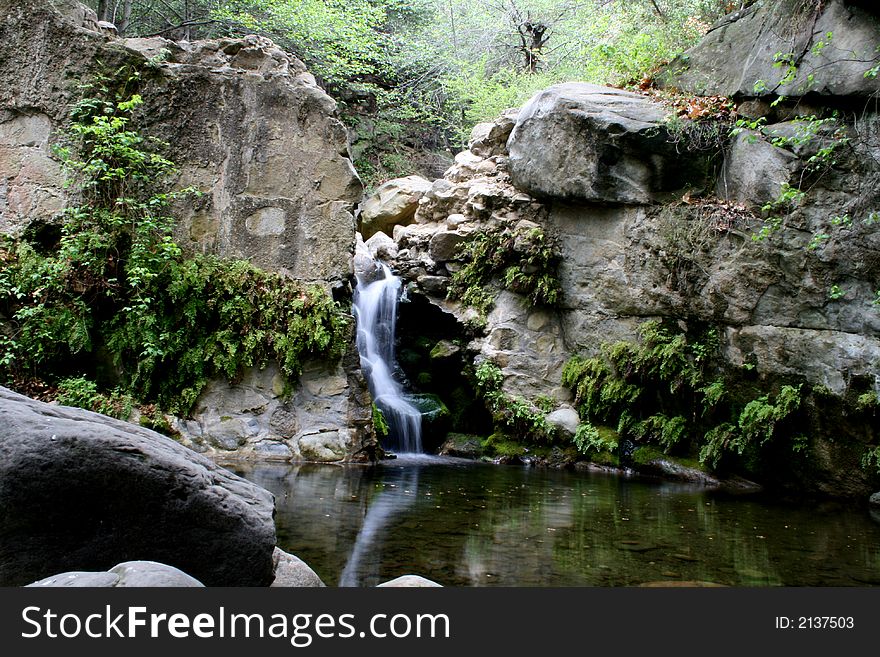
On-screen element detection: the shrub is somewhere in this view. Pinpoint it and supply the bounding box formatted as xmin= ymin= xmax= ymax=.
xmin=0 ymin=72 xmax=348 ymax=416
xmin=562 ymin=321 xmax=805 ymax=470
xmin=448 ymin=222 xmax=562 ymax=318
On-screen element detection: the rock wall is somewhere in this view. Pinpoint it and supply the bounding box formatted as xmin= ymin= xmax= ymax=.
xmin=365 ymin=2 xmax=880 ymax=495
xmin=1 ymin=0 xmax=361 ymax=283
xmin=659 ymin=0 xmax=880 ymax=100
xmin=0 ymin=0 xmax=374 ymax=462
xmin=172 ymin=325 xmax=374 ymax=463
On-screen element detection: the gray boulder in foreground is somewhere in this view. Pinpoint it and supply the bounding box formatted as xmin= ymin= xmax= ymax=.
xmin=27 ymin=561 xmax=204 ymax=587
xmin=0 ymin=386 xmax=276 ymax=586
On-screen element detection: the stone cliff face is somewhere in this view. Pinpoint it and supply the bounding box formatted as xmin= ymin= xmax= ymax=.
xmin=1 ymin=1 xmax=361 ymax=283
xmin=0 ymin=0 xmax=373 ymax=462
xmin=365 ymin=0 xmax=880 ymax=495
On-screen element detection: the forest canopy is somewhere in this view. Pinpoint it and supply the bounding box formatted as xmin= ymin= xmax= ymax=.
xmin=84 ymin=0 xmax=741 ymax=185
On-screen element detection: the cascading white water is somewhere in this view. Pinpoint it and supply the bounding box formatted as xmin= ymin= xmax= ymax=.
xmin=353 ymin=263 xmax=422 ymax=453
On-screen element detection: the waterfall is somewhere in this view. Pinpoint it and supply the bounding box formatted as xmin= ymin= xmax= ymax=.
xmin=353 ymin=263 xmax=423 ymax=453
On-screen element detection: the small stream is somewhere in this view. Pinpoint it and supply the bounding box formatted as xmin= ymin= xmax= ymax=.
xmin=228 ymin=456 xmax=880 ymax=587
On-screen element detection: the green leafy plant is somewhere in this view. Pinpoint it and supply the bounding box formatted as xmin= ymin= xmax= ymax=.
xmin=448 ymin=222 xmax=562 ymax=319
xmin=372 ymin=403 xmax=389 ymax=438
xmin=861 ymin=445 xmax=880 ymax=475
xmin=473 ymin=361 xmax=555 ymax=443
xmin=0 ymin=73 xmax=348 ymax=417
xmin=857 ymin=391 xmax=879 ymax=411
xmin=573 ymin=420 xmax=618 ymax=455
xmin=562 ymin=321 xmax=805 ymax=471
xmin=828 ymin=284 xmax=846 ymax=300
xmin=55 ymin=376 xmax=133 ymax=420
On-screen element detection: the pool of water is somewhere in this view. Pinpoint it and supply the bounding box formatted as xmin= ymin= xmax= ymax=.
xmin=226 ymin=455 xmax=880 ymax=587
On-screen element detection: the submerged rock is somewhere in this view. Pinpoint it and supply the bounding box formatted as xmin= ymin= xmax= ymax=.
xmin=406 ymin=393 xmax=451 ymax=453
xmin=0 ymin=386 xmax=276 ymax=587
xmin=438 ymin=433 xmax=484 ymax=459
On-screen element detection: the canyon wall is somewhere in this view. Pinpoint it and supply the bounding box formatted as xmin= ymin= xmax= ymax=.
xmin=0 ymin=0 xmax=374 ymax=461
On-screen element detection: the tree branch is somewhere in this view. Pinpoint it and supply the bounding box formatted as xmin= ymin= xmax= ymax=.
xmin=146 ymin=18 xmax=218 ymax=37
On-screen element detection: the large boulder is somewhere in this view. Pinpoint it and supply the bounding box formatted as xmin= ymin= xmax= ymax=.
xmin=0 ymin=0 xmax=373 ymax=464
xmin=507 ymin=83 xmax=704 ymax=204
xmin=359 ymin=175 xmax=433 ymax=239
xmin=27 ymin=561 xmax=205 ymax=587
xmin=0 ymin=387 xmax=277 ymax=587
xmin=659 ymin=0 xmax=880 ymax=100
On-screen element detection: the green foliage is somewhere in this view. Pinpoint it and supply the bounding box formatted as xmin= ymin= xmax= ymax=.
xmin=573 ymin=421 xmax=618 ymax=456
xmin=562 ymin=321 xmax=806 ymax=470
xmin=0 ymin=79 xmax=348 ymax=416
xmin=857 ymin=391 xmax=879 ymax=411
xmin=372 ymin=403 xmax=389 ymax=438
xmin=214 ymin=0 xmax=390 ymax=87
xmin=633 ymin=414 xmax=688 ymax=451
xmin=448 ymin=222 xmax=561 ymax=318
xmin=732 ymin=110 xmax=851 ymax=246
xmin=861 ymin=445 xmax=880 ymax=475
xmin=105 ymin=256 xmax=348 ymax=413
xmin=827 ymin=284 xmax=846 ymax=300
xmin=535 ymin=394 xmax=556 ymax=413
xmin=473 ymin=361 xmax=554 ymax=443
xmin=55 ymin=376 xmax=133 ymax=420
xmin=738 ymin=385 xmax=802 ymax=445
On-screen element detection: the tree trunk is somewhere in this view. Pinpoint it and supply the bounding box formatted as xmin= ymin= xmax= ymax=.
xmin=184 ymin=0 xmax=192 ymax=41
xmin=519 ymin=22 xmax=548 ymax=74
xmin=96 ymin=0 xmax=110 ymax=22
xmin=118 ymin=0 xmax=133 ymax=35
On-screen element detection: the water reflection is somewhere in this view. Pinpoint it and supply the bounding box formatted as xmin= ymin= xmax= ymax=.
xmin=340 ymin=461 xmax=422 ymax=586
xmin=228 ymin=458 xmax=880 ymax=587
